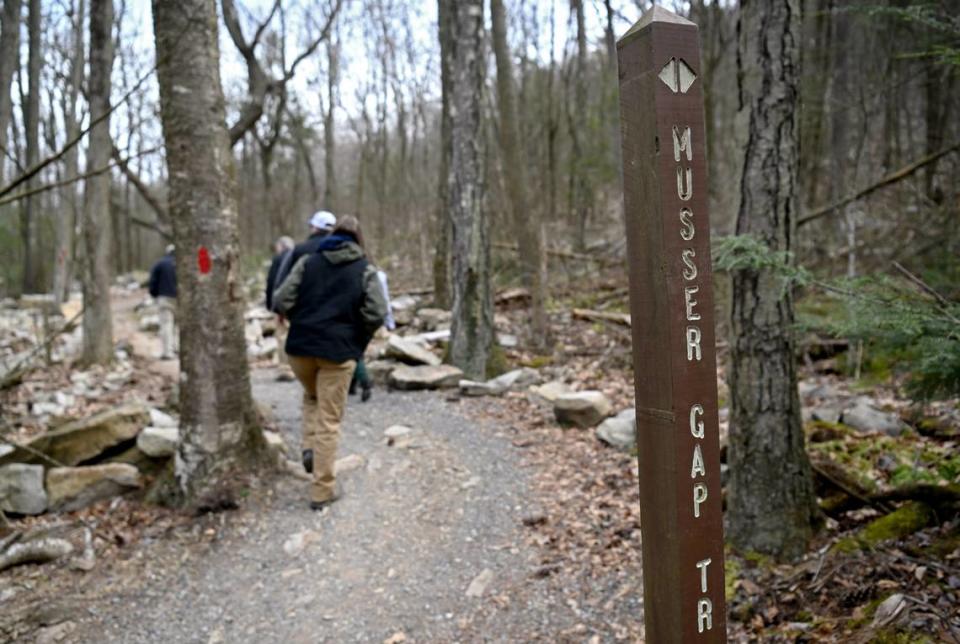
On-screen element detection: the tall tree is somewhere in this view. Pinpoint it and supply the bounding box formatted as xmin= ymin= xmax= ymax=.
xmin=81 ymin=0 xmax=114 ymax=363
xmin=728 ymin=0 xmax=818 ymax=559
xmin=322 ymin=31 xmax=338 ymax=209
xmin=0 ymin=0 xmax=21 ymax=187
xmin=490 ymin=0 xmax=548 ymax=346
xmin=152 ymin=0 xmax=264 ymax=505
xmin=433 ymin=0 xmax=453 ymax=309
xmin=52 ymin=0 xmax=85 ymax=303
xmin=568 ymin=0 xmax=589 ymax=251
xmin=445 ymin=0 xmax=491 ymax=379
xmin=20 ymin=0 xmax=40 ymax=292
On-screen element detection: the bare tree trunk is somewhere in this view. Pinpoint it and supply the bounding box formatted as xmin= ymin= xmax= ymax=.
xmin=446 ymin=0 xmax=491 ymax=379
xmin=490 ymin=0 xmax=548 ymax=346
xmin=0 ymin=0 xmax=21 ymax=187
xmin=569 ymin=0 xmax=589 ymax=252
xmin=152 ymin=0 xmax=264 ymax=505
xmin=433 ymin=0 xmax=453 ymax=308
xmin=81 ymin=0 xmax=114 ymax=363
xmin=728 ymin=0 xmax=818 ymax=560
xmin=53 ymin=0 xmax=85 ymax=303
xmin=20 ymin=0 xmax=40 ymax=293
xmin=323 ymin=35 xmax=338 ymax=210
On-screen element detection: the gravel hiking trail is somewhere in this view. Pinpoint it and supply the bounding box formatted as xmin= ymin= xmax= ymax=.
xmin=70 ymin=366 xmax=581 ymax=643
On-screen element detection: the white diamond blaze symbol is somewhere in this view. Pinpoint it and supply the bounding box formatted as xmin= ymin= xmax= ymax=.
xmin=658 ymin=58 xmax=698 ymax=94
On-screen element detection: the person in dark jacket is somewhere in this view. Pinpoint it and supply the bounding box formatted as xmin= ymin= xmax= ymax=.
xmin=273 ymin=216 xmax=387 ymax=510
xmin=270 ymin=210 xmax=336 ymax=306
xmin=266 ymin=236 xmax=295 ymax=378
xmin=148 ymin=245 xmax=177 ymax=360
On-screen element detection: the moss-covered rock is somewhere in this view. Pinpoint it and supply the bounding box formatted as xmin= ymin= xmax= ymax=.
xmin=831 ymin=502 xmax=936 ymax=554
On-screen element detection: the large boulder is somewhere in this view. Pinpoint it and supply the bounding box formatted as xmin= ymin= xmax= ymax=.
xmin=389 ymin=365 xmax=464 ymax=390
xmin=385 ymin=335 xmax=441 ymax=366
xmin=0 ymin=404 xmax=149 ymax=467
xmin=136 ymin=427 xmax=179 ymax=457
xmin=596 ymin=409 xmax=636 ymax=451
xmin=554 ymin=391 xmax=613 ymax=428
xmin=841 ymin=399 xmax=908 ymax=436
xmin=0 ymin=464 xmax=47 ymax=515
xmin=366 ymin=359 xmax=401 ymax=386
xmin=46 ymin=464 xmax=142 ymax=512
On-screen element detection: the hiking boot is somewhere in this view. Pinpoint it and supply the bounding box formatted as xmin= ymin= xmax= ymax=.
xmin=361 ymin=386 xmax=372 ymax=403
xmin=309 ymin=488 xmax=342 ymax=511
xmin=348 ymin=380 xmax=358 ymax=396
xmin=301 ymin=449 xmax=313 ymax=474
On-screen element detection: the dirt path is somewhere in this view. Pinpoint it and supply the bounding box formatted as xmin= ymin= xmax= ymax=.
xmin=70 ymin=366 xmax=578 ymax=643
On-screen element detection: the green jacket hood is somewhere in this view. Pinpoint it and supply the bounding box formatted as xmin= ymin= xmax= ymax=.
xmin=321 ymin=240 xmax=365 ymax=265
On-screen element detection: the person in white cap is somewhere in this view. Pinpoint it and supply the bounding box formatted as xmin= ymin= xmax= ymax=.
xmin=270 ymin=210 xmax=337 ymax=306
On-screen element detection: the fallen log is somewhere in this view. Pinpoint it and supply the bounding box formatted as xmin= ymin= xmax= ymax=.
xmin=572 ymin=308 xmax=632 ymax=327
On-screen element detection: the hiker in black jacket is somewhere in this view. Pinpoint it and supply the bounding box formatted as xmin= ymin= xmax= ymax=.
xmin=148 ymin=245 xmax=177 ymax=360
xmin=273 ymin=216 xmax=387 ymax=510
xmin=270 ymin=210 xmax=336 ymax=306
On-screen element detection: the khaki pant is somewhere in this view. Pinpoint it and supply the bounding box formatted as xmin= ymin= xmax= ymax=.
xmin=288 ymin=354 xmax=355 ymax=503
xmin=157 ymin=296 xmax=177 ymax=358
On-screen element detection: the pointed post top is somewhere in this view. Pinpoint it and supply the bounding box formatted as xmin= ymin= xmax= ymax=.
xmin=618 ymin=5 xmax=696 ymax=46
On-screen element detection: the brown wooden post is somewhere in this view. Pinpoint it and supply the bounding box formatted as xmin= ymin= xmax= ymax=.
xmin=617 ymin=7 xmax=727 ymax=642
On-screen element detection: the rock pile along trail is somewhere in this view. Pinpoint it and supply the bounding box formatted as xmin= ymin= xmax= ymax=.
xmin=69 ymin=366 xmax=586 ymax=643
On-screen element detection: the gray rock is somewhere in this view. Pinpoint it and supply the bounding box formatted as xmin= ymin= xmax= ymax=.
xmin=46 ymin=464 xmax=142 ymax=512
xmin=149 ymin=408 xmax=178 ymax=428
xmin=841 ymin=399 xmax=908 ymax=436
xmin=530 ymin=381 xmax=572 ymax=404
xmin=0 ymin=464 xmax=48 ymax=515
xmin=384 ymin=425 xmax=412 ymax=439
xmin=458 ymin=379 xmax=505 ymax=397
xmin=0 ymin=404 xmax=149 ymax=467
xmin=554 ymin=391 xmax=613 ymax=428
xmin=491 ymin=367 xmax=541 ymax=389
xmin=497 ymin=334 xmax=519 ymax=348
xmin=366 ymin=359 xmax=401 ymax=386
xmin=385 ymin=335 xmax=441 ymax=367
xmin=459 ymin=368 xmax=542 ymax=397
xmin=596 ymin=409 xmax=636 ymax=450
xmin=417 ymin=308 xmax=451 ymax=331
xmin=389 ymin=365 xmax=464 ymax=390
xmin=391 ymin=296 xmax=418 ymax=327
xmin=465 ymin=568 xmax=494 ymax=598
xmin=809 ymin=406 xmax=842 ymax=424
xmin=137 ymin=427 xmax=179 ymax=457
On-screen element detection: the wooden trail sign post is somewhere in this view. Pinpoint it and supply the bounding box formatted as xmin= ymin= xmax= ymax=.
xmin=617 ymin=7 xmax=727 ymax=642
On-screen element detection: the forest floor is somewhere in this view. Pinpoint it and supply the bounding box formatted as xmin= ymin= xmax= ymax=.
xmin=0 ymin=289 xmax=643 ymax=643
xmin=2 ymin=283 xmax=959 ymax=643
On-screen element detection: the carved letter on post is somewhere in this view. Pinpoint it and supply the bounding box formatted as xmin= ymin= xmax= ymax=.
xmin=617 ymin=6 xmax=727 ymax=642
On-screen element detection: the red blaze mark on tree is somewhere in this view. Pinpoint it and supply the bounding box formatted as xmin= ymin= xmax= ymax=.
xmin=198 ymin=247 xmax=212 ymax=274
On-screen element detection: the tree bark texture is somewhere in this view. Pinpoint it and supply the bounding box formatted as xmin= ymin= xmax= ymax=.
xmin=323 ymin=36 xmax=338 ymax=210
xmin=729 ymin=0 xmax=818 ymax=560
xmin=53 ymin=0 xmax=85 ymax=303
xmin=81 ymin=0 xmax=114 ymax=364
xmin=152 ymin=0 xmax=264 ymax=505
xmin=433 ymin=0 xmax=453 ymax=309
xmin=490 ymin=0 xmax=548 ymax=347
xmin=0 ymin=0 xmax=20 ymax=188
xmin=445 ymin=0 xmax=491 ymax=380
xmin=20 ymin=0 xmax=40 ymax=292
